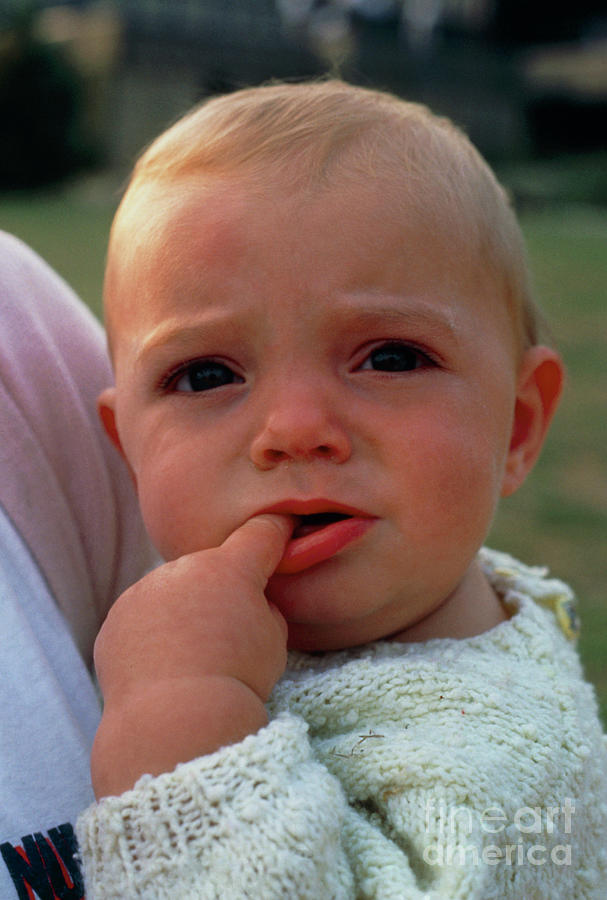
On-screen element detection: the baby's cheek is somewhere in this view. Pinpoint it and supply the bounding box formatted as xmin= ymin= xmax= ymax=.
xmin=419 ymin=422 xmax=503 ymax=529
xmin=136 ymin=468 xmax=195 ymax=561
xmin=138 ymin=495 xmax=178 ymax=561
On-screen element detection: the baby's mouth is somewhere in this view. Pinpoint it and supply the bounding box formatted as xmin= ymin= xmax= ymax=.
xmin=275 ymin=511 xmax=376 ymax=575
xmin=292 ymin=512 xmax=352 ymax=539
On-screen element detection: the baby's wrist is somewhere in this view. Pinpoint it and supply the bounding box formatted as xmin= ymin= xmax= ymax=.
xmin=92 ymin=675 xmax=268 ymax=798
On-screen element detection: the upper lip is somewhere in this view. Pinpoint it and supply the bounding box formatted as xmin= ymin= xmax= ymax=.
xmin=257 ymin=498 xmax=372 ymax=519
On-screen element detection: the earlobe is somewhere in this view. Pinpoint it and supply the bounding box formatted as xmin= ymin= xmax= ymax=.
xmin=501 ymin=346 xmax=565 ymax=497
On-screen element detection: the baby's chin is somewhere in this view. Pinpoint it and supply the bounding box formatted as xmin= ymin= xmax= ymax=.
xmin=267 ymin=577 xmax=407 ymax=653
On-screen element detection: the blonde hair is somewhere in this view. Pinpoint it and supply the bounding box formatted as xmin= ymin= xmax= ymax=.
xmin=110 ymin=79 xmax=543 ymax=349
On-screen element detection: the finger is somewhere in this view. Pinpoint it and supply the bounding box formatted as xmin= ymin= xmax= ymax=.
xmin=219 ymin=514 xmax=295 ymax=585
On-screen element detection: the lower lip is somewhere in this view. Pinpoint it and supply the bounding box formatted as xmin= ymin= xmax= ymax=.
xmin=275 ymin=516 xmax=376 ymax=575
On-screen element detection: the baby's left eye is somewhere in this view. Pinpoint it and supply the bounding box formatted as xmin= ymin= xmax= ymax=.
xmin=359 ymin=342 xmax=433 ymax=372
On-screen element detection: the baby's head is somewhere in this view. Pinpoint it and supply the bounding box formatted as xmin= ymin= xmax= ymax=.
xmin=100 ymin=80 xmax=563 ymax=650
xmin=105 ymin=79 xmax=541 ymax=355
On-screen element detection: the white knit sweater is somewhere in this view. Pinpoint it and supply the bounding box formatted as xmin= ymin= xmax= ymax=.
xmin=77 ymin=550 xmax=607 ymax=898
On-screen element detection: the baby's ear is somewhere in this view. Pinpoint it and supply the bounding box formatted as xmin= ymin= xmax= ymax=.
xmin=501 ymin=346 xmax=564 ymax=497
xmin=98 ymin=387 xmax=137 ymax=486
xmin=98 ymin=387 xmax=122 ymax=454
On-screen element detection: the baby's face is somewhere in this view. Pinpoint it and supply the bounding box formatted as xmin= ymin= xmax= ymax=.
xmin=105 ymin=175 xmax=523 ymax=650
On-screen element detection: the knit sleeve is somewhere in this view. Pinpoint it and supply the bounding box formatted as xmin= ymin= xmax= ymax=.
xmin=76 ymin=714 xmax=354 ymax=899
xmin=76 ymin=588 xmax=607 ymax=898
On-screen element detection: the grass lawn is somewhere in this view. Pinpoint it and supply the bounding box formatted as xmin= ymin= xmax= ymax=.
xmin=1 ymin=181 xmax=606 ymax=722
xmin=489 ymin=203 xmax=607 ymax=724
xmin=0 ymin=179 xmax=119 ymax=319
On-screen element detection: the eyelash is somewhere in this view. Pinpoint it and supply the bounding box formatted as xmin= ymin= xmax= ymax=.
xmin=158 ymin=358 xmax=243 ymax=393
xmin=357 ymin=341 xmax=437 ymax=373
xmin=159 ymin=341 xmax=437 ymax=394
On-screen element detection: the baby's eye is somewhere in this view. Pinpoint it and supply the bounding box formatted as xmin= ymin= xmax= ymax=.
xmin=171 ymin=360 xmax=243 ymax=393
xmin=359 ymin=341 xmax=433 ymax=372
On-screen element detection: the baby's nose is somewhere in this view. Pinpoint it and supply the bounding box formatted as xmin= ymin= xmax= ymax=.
xmin=248 ymin=384 xmax=351 ymax=470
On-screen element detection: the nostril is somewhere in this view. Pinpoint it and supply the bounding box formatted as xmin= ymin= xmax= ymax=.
xmin=250 ymin=428 xmax=351 ymax=469
xmin=264 ymin=448 xmax=290 ymax=463
xmin=266 ymin=445 xmax=334 ymax=463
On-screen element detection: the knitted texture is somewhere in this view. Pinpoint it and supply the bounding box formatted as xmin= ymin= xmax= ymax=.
xmin=77 ymin=550 xmax=607 ymax=898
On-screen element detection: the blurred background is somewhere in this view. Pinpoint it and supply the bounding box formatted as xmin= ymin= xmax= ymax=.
xmin=1 ymin=0 xmax=606 ymax=719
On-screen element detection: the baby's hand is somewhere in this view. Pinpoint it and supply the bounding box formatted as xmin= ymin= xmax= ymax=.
xmin=91 ymin=514 xmax=293 ymax=798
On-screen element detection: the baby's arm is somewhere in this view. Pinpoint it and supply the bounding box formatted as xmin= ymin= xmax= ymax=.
xmin=79 ymin=514 xmax=353 ymax=896
xmin=90 ymin=514 xmax=293 ymax=799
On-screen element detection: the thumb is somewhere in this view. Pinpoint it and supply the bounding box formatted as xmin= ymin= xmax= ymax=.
xmin=219 ymin=514 xmax=294 ymax=587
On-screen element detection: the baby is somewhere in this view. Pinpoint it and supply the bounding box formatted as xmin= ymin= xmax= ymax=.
xmin=77 ymin=81 xmax=607 ymax=898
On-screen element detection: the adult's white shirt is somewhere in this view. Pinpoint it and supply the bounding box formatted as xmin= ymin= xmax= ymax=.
xmin=0 ymin=231 xmax=155 ymax=899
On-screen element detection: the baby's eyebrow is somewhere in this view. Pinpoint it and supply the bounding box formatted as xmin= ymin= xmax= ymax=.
xmin=340 ymin=303 xmax=461 ymax=342
xmin=136 ymin=311 xmax=238 ymax=365
xmin=136 ymin=301 xmax=461 ymax=368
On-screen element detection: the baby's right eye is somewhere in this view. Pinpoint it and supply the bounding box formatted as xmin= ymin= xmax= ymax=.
xmin=169 ymin=360 xmax=243 ymax=393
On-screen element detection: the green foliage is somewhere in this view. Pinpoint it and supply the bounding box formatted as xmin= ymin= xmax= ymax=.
xmin=0 ymin=7 xmax=95 ymax=188
xmin=499 ymin=153 xmax=607 ymax=207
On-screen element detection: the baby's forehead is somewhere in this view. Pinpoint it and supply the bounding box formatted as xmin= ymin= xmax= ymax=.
xmin=116 ymin=166 xmax=470 ymax=260
xmin=113 ymin=168 xmax=495 ymax=283
xmin=107 ymin=173 xmax=517 ymax=362
xmin=113 ymin=171 xmax=468 ymax=290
